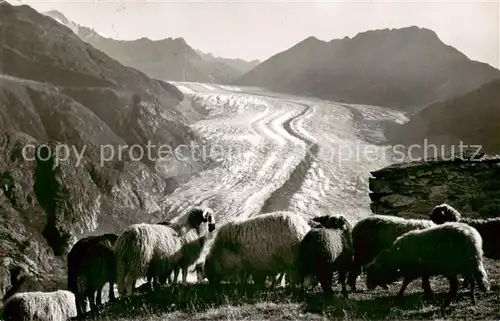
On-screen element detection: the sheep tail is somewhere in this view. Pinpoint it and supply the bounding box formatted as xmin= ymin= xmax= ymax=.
xmin=475 ymin=262 xmax=490 ymax=292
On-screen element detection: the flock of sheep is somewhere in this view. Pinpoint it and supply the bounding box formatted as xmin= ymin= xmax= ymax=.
xmin=2 ymin=203 xmax=500 ymax=321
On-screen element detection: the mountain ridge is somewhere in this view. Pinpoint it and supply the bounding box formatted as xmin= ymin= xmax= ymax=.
xmin=43 ymin=9 xmax=260 ymax=84
xmin=385 ymin=78 xmax=500 ymax=155
xmin=234 ymin=26 xmax=500 ymax=111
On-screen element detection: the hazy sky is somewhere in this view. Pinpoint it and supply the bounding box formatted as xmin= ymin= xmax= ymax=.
xmin=10 ymin=0 xmax=500 ymax=68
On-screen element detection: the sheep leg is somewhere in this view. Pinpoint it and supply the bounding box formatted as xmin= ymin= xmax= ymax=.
xmin=96 ymin=287 xmax=102 ymax=306
xmin=338 ymin=269 xmax=348 ymax=299
xmin=75 ymin=292 xmax=86 ymax=317
xmin=443 ymin=275 xmax=459 ymax=308
xmin=108 ymin=281 xmax=116 ymax=301
xmin=182 ymin=266 xmax=188 ymax=284
xmin=270 ymin=274 xmax=278 ymax=289
xmin=86 ymin=289 xmax=98 ymax=312
xmin=173 ymin=268 xmax=180 ymax=284
xmin=397 ymin=276 xmax=414 ymax=297
xmin=421 ymin=276 xmax=434 ymax=301
xmin=347 ymin=263 xmax=361 ymax=292
xmin=318 ymin=266 xmax=334 ymax=297
xmin=465 ymin=276 xmax=476 ymax=305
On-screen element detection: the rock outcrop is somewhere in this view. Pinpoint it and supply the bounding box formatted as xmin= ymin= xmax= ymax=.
xmin=234 ymin=27 xmax=500 ymax=111
xmin=369 ymin=156 xmax=500 ymax=220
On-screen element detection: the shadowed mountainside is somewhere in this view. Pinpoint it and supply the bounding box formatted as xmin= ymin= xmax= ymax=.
xmin=234 ymin=27 xmax=500 ymax=111
xmin=384 ymin=78 xmax=500 ymax=155
xmin=0 ymin=2 xmax=207 ymax=299
xmin=43 ymin=10 xmax=260 ymax=84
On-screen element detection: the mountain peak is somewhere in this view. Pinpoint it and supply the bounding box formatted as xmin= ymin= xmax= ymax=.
xmin=352 ymin=26 xmax=440 ymax=42
xmin=300 ymin=36 xmax=323 ymax=44
xmin=43 ymin=10 xmax=70 ymax=24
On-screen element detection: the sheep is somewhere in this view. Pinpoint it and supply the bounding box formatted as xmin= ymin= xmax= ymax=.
xmin=195 ymin=214 xmax=324 ymax=287
xmin=203 ymin=211 xmax=311 ymax=287
xmin=347 ymin=215 xmax=435 ymax=294
xmin=67 ymin=233 xmax=118 ymax=317
xmin=2 ymin=290 xmax=77 ymax=321
xmin=296 ymin=215 xmax=353 ymax=298
xmin=429 ymin=203 xmax=500 ymax=259
xmin=163 ymin=233 xmax=210 ymax=284
xmin=365 ymin=222 xmax=490 ymax=307
xmin=114 ymin=208 xmax=216 ymax=296
xmin=194 ymin=262 xmax=205 ymax=283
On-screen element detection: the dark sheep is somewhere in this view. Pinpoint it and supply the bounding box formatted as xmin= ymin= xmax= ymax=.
xmin=67 ymin=233 xmax=118 ymax=317
xmin=296 ymin=215 xmax=353 ymax=298
xmin=347 ymin=215 xmax=434 ymax=293
xmin=163 ymin=233 xmax=210 ymax=284
xmin=429 ymin=203 xmax=500 ymax=259
xmin=365 ymin=222 xmax=489 ymax=307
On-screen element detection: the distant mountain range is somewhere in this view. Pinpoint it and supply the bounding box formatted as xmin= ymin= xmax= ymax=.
xmin=234 ymin=27 xmax=500 ymax=111
xmin=43 ymin=10 xmax=260 ymax=84
xmin=385 ymin=78 xmax=500 ymax=155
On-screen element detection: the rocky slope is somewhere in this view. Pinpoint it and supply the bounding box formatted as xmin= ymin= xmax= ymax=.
xmin=385 ymin=78 xmax=500 ymax=155
xmin=44 ymin=10 xmax=259 ymax=84
xmin=234 ymin=27 xmax=500 ymax=111
xmin=0 ymin=2 xmax=207 ymax=301
xmin=369 ymin=156 xmax=500 ymax=220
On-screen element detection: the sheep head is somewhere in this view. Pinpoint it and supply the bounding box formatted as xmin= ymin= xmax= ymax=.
xmin=365 ymin=250 xmax=397 ymax=290
xmin=311 ymin=215 xmax=350 ymax=230
xmin=186 ymin=208 xmax=216 ymax=234
xmin=325 ymin=215 xmax=351 ymax=230
xmin=429 ymin=203 xmax=461 ymax=224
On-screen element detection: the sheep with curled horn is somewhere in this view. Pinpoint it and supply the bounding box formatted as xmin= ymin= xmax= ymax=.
xmin=2 ymin=290 xmax=77 ymax=321
xmin=347 ymin=215 xmax=435 ymax=295
xmin=429 ymin=203 xmax=500 ymax=259
xmin=67 ymin=233 xmax=118 ymax=317
xmin=114 ymin=208 xmax=216 ymax=296
xmin=296 ymin=215 xmax=353 ymax=298
xmin=365 ymin=222 xmax=489 ymax=307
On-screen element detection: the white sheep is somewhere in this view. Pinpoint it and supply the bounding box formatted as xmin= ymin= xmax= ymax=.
xmin=365 ymin=222 xmax=490 ymax=307
xmin=203 ymin=211 xmax=311 ymax=286
xmin=347 ymin=214 xmax=435 ymax=294
xmin=2 ymin=290 xmax=77 ymax=321
xmin=114 ymin=208 xmax=215 ymax=296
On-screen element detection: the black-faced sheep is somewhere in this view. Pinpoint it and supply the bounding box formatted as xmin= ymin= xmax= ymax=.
xmin=2 ymin=290 xmax=77 ymax=321
xmin=365 ymin=222 xmax=490 ymax=307
xmin=429 ymin=203 xmax=500 ymax=259
xmin=347 ymin=215 xmax=435 ymax=293
xmin=204 ymin=211 xmax=311 ymax=287
xmin=67 ymin=233 xmax=118 ymax=317
xmin=296 ymin=215 xmax=353 ymax=298
xmin=114 ymin=209 xmax=215 ymax=296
